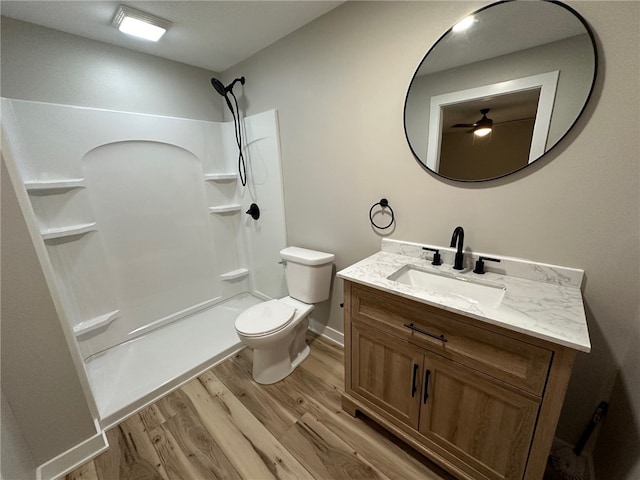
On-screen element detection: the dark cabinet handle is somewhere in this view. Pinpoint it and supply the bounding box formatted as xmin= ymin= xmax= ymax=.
xmin=404 ymin=323 xmax=447 ymax=343
xmin=423 ymin=369 xmax=431 ymax=404
xmin=411 ymin=363 xmax=419 ymax=397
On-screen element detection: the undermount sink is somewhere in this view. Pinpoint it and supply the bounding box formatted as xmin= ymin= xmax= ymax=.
xmin=387 ymin=265 xmax=506 ymax=307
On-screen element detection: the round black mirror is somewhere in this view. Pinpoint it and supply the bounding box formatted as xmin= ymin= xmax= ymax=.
xmin=404 ymin=0 xmax=597 ymax=182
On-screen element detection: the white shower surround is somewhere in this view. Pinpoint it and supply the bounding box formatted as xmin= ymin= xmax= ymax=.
xmin=1 ymin=98 xmax=288 ymax=425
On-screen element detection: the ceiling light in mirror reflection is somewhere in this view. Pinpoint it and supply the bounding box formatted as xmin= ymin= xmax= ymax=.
xmin=474 ymin=127 xmax=491 ymax=137
xmin=403 ymin=0 xmax=597 ymax=182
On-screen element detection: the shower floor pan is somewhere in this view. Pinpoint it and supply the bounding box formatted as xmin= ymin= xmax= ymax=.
xmin=84 ymin=292 xmax=263 ymax=428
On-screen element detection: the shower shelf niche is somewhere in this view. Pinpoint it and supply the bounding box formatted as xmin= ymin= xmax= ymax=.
xmin=73 ymin=310 xmax=120 ymax=337
xmin=209 ymin=204 xmax=242 ymax=214
xmin=41 ymin=222 xmax=97 ymax=241
xmin=204 ymin=173 xmax=237 ymax=182
xmin=220 ymin=268 xmax=249 ymax=281
xmin=25 ymin=178 xmax=86 ymax=193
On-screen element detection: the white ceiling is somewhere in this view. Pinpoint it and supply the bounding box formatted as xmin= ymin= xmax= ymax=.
xmin=0 ymin=1 xmax=343 ymax=72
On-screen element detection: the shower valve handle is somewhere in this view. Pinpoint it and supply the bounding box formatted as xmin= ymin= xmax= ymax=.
xmin=246 ymin=203 xmax=260 ymax=220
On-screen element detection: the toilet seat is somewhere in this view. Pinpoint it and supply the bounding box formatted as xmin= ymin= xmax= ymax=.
xmin=235 ymin=299 xmax=296 ymax=337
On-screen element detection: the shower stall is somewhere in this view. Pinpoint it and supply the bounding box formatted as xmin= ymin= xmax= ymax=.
xmin=1 ymin=98 xmax=288 ymax=427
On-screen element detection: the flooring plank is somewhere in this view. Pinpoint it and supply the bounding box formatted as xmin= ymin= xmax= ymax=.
xmin=212 ymin=352 xmax=302 ymax=439
xmin=227 ymin=349 xmax=325 ymax=429
xmin=152 ymin=388 xmax=205 ymax=425
xmin=299 ymin=352 xmax=343 ymax=390
xmin=94 ymin=415 xmax=167 ymax=480
xmin=183 ymin=372 xmax=314 ymax=480
xmin=306 ymin=341 xmax=455 ymax=479
xmin=228 ymin=344 xmax=447 ymax=480
xmin=64 ymin=461 xmax=99 ymax=480
xmin=138 ymin=403 xmax=169 ymax=432
xmin=233 ymin=348 xmax=341 ymax=422
xmin=65 ymin=336 xmax=450 ymax=480
xmin=251 ymin=340 xmax=455 ymax=480
xmin=280 ymin=412 xmax=391 ymax=480
xmin=297 ymin=384 xmax=455 ymax=480
xmin=287 ymin=363 xmax=343 ymax=412
xmin=307 ymin=333 xmax=345 ymax=369
xmin=148 ymin=409 xmax=242 ymax=480
xmin=300 ymin=335 xmax=344 ymax=389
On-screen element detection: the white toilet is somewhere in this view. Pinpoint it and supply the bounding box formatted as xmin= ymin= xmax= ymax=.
xmin=234 ymin=246 xmax=335 ymax=384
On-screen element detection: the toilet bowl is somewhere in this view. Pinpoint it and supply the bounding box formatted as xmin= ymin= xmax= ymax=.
xmin=235 ymin=296 xmax=313 ymax=384
xmin=234 ymin=246 xmax=334 ymax=384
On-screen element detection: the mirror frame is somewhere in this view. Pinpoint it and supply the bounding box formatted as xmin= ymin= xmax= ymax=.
xmin=404 ymin=0 xmax=598 ymax=182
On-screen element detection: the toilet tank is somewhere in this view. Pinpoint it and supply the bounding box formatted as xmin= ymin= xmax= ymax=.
xmin=280 ymin=247 xmax=335 ymax=304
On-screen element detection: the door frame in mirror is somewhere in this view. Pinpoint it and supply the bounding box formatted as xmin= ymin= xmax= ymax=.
xmin=426 ymin=71 xmax=560 ymax=172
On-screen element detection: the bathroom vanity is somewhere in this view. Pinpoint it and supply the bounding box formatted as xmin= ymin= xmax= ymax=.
xmin=337 ymin=240 xmax=590 ymax=480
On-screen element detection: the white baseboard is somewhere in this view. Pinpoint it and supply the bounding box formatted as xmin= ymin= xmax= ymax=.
xmin=309 ymin=318 xmax=344 ymax=346
xmin=36 ymin=427 xmax=108 ymax=480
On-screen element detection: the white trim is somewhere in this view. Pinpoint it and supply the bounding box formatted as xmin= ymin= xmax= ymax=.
xmin=36 ymin=425 xmax=108 ymax=480
xmin=426 ymin=71 xmax=559 ymax=172
xmin=308 ymin=318 xmax=344 ymax=347
xmin=126 ymin=296 xmax=222 ymax=337
xmin=41 ymin=222 xmax=97 ymax=241
xmin=219 ymin=268 xmax=250 ymax=281
xmin=25 ymin=179 xmax=85 ymax=192
xmin=73 ymin=310 xmax=120 ymax=337
xmin=208 ymin=204 xmax=242 ymax=214
xmin=204 ymin=173 xmax=237 ymax=182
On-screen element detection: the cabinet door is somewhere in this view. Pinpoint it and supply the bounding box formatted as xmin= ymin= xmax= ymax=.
xmin=419 ymin=352 xmax=539 ymax=480
xmin=351 ymin=320 xmax=423 ymax=429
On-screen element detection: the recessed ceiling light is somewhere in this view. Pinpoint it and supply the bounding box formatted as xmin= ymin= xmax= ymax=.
xmin=452 ymin=15 xmax=475 ymax=33
xmin=112 ymin=5 xmax=171 ymax=42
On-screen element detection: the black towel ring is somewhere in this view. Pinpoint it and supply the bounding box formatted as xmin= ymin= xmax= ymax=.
xmin=369 ymin=198 xmax=395 ymax=230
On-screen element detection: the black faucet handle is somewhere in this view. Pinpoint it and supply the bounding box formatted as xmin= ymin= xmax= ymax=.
xmin=422 ymin=247 xmax=442 ymax=266
xmin=473 ymin=256 xmax=501 ymax=275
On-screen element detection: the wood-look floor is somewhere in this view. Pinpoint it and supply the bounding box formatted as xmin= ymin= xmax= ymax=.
xmin=65 ymin=333 xmax=455 ymax=480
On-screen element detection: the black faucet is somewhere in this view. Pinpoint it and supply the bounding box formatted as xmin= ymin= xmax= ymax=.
xmin=450 ymin=226 xmax=465 ymax=270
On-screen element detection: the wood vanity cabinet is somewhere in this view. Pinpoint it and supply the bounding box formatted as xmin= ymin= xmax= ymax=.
xmin=342 ymin=281 xmax=578 ymax=480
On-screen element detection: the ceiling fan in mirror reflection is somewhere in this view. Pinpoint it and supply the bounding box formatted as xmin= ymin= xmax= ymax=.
xmin=451 ymin=108 xmax=494 ymax=137
xmin=403 ymin=0 xmax=598 ymax=182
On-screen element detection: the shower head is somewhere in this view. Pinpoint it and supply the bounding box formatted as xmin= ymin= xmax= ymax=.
xmin=211 ymin=77 xmax=227 ymax=97
xmin=210 ymin=76 xmax=245 ymax=96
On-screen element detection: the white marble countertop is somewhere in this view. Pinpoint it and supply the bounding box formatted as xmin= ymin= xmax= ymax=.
xmin=337 ymin=240 xmax=590 ymax=353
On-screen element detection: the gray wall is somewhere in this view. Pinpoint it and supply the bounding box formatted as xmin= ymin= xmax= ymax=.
xmin=0 ymin=17 xmax=223 ymax=121
xmin=1 ymin=157 xmax=96 ymax=465
xmin=222 ymin=0 xmax=640 ymax=454
xmin=1 ymin=390 xmax=36 ymax=480
xmin=593 ymin=306 xmax=640 ymax=479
